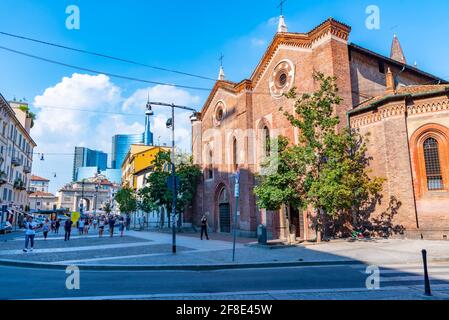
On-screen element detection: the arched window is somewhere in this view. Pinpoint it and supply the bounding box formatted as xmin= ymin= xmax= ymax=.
xmin=423 ymin=138 xmax=443 ymax=190
xmin=232 ymin=137 xmax=238 ymax=172
xmin=263 ymin=126 xmax=271 ymax=157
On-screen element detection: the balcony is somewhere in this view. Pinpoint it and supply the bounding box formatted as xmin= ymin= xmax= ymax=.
xmin=13 ymin=178 xmax=26 ymax=191
xmin=23 ymin=165 xmax=31 ymax=174
xmin=0 ymin=172 xmax=7 ymax=185
xmin=11 ymin=157 xmax=22 ymax=167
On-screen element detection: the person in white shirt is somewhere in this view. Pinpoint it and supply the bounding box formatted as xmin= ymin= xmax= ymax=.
xmin=23 ymin=216 xmax=38 ymax=253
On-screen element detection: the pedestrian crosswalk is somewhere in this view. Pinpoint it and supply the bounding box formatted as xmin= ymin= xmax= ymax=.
xmin=352 ymin=263 xmax=449 ymax=287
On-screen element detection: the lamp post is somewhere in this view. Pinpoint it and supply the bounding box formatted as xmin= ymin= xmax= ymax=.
xmin=94 ymin=184 xmax=99 ymax=216
xmin=80 ymin=179 xmax=85 ymax=215
xmin=146 ymin=101 xmax=199 ymax=254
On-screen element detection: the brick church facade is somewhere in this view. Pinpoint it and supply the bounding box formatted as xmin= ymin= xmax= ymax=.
xmin=191 ymin=16 xmax=449 ymax=240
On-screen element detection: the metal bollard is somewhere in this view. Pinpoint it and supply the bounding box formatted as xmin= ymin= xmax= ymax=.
xmin=422 ymin=249 xmax=432 ymax=296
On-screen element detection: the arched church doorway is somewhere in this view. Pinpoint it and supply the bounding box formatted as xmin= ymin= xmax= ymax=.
xmin=218 ymin=187 xmax=231 ymax=233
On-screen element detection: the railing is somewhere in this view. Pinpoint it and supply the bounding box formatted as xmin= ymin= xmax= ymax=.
xmin=11 ymin=157 xmax=22 ymax=167
xmin=0 ymin=172 xmax=7 ymax=185
xmin=23 ymin=165 xmax=31 ymax=174
xmin=13 ymin=179 xmax=26 ymax=190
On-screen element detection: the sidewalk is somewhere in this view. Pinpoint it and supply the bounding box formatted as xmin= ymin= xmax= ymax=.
xmin=56 ymin=285 xmax=449 ymax=300
xmin=1 ymin=229 xmax=449 ymax=269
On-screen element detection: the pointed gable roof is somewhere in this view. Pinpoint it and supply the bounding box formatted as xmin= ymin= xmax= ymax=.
xmin=390 ymin=34 xmax=407 ymax=64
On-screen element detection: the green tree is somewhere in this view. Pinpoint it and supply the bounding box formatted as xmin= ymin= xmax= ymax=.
xmin=102 ymin=202 xmax=112 ymax=215
xmin=256 ymin=72 xmax=384 ymax=241
xmin=142 ymin=150 xmax=202 ymax=229
xmin=114 ymin=187 xmax=137 ymax=215
xmin=254 ymin=136 xmax=304 ymax=239
xmin=19 ymin=105 xmax=36 ymax=128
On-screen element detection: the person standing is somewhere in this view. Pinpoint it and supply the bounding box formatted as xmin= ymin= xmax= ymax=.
xmin=118 ymin=217 xmax=125 ymax=237
xmin=64 ymin=219 xmax=73 ymax=242
xmin=23 ymin=216 xmax=37 ymax=252
xmin=92 ymin=217 xmax=98 ymax=231
xmin=78 ymin=218 xmax=85 ymax=235
xmin=200 ymin=214 xmax=209 ymax=240
xmin=126 ymin=214 xmax=131 ymax=231
xmin=42 ymin=219 xmax=51 ymax=240
xmin=108 ymin=215 xmax=116 ymax=237
xmin=98 ymin=216 xmax=105 ymax=237
xmin=55 ymin=219 xmax=61 ymax=234
xmin=84 ymin=218 xmax=90 ymax=235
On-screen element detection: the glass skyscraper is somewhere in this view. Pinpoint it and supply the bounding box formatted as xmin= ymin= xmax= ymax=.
xmin=72 ymin=147 xmax=108 ymax=181
xmin=111 ymin=134 xmax=144 ymax=169
xmin=111 ymin=112 xmax=154 ymax=169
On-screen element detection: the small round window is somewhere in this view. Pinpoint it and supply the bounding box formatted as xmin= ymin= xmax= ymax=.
xmin=213 ymin=101 xmax=226 ymax=126
xmin=216 ymin=108 xmax=224 ymax=122
xmin=278 ymin=72 xmax=288 ymax=87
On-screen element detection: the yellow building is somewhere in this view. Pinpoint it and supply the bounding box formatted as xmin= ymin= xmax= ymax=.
xmin=121 ymin=145 xmax=169 ymax=190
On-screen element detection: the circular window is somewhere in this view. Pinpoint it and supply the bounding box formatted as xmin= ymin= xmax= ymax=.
xmin=213 ymin=101 xmax=226 ymax=126
xmin=216 ymin=108 xmax=223 ymax=122
xmin=269 ymin=60 xmax=295 ymax=97
xmin=277 ymin=72 xmax=288 ymax=88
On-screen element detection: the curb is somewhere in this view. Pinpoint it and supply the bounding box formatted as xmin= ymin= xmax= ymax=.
xmin=0 ymin=258 xmax=363 ymax=271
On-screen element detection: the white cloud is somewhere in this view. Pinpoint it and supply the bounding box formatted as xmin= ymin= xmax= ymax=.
xmin=123 ymin=85 xmax=201 ymax=152
xmin=251 ymin=38 xmax=268 ymax=47
xmin=31 ymin=75 xmax=201 ymax=193
xmin=268 ymin=16 xmax=278 ymax=26
xmin=123 ymin=85 xmax=201 ymax=112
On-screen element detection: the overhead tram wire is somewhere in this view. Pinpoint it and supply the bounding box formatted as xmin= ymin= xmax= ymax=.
xmin=0 ymin=45 xmax=212 ymax=92
xmin=32 ymin=104 xmax=144 ymax=117
xmin=0 ymin=31 xmax=216 ymax=82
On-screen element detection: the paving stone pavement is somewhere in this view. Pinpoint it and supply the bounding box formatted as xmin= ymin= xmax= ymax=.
xmin=2 ymin=229 xmax=449 ymax=267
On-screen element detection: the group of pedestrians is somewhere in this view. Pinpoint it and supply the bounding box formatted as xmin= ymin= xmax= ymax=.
xmin=63 ymin=214 xmax=127 ymax=242
xmin=22 ymin=214 xmax=128 ymax=251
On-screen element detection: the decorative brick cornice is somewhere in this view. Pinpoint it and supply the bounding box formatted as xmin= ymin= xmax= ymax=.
xmin=200 ymin=19 xmax=351 ymax=117
xmin=350 ymin=98 xmax=449 ymax=128
xmin=350 ymin=104 xmax=406 ymax=128
xmin=408 ymin=98 xmax=449 ymax=115
xmin=251 ymin=18 xmax=351 ymax=85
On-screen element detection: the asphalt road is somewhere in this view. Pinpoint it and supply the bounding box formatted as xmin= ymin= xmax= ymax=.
xmin=1 ymin=264 xmax=446 ymax=300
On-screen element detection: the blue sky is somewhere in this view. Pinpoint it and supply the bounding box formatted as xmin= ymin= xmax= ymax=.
xmin=1 ymin=0 xmax=448 ymax=193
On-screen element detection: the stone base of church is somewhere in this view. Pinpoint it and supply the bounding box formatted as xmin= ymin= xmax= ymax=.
xmin=400 ymin=230 xmax=449 ymax=241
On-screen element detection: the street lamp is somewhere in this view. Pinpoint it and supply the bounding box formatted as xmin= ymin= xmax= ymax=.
xmin=147 ymin=101 xmax=199 ymax=254
xmin=80 ymin=179 xmax=86 ymax=215
xmin=94 ymin=184 xmax=99 ymax=216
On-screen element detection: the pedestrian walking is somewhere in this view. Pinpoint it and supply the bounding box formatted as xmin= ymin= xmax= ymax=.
xmin=23 ymin=216 xmax=38 ymax=252
xmin=200 ymin=214 xmax=209 ymax=240
xmin=118 ymin=217 xmax=125 ymax=237
xmin=84 ymin=218 xmax=90 ymax=235
xmin=126 ymin=214 xmax=131 ymax=231
xmin=78 ymin=218 xmax=85 ymax=235
xmin=98 ymin=216 xmax=105 ymax=237
xmin=42 ymin=219 xmax=51 ymax=240
xmin=108 ymin=215 xmax=116 ymax=237
xmin=55 ymin=219 xmax=61 ymax=234
xmin=51 ymin=219 xmax=56 ymax=233
xmin=64 ymin=219 xmax=73 ymax=241
xmin=93 ymin=217 xmax=98 ymax=230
